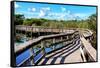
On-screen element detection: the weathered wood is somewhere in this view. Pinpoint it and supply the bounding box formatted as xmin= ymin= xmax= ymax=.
xmin=15 ymin=25 xmax=97 ymax=66
xmin=15 ymin=31 xmax=78 ymax=56
xmin=16 ymin=25 xmax=77 ymax=33
xmin=80 ymin=37 xmax=96 ymax=61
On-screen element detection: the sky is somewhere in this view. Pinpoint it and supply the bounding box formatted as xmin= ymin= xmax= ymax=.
xmin=15 ymin=1 xmax=96 ymax=20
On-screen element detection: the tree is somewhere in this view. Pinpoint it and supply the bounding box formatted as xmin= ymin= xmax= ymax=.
xmin=14 ymin=14 xmax=25 ymax=25
xmin=87 ymin=14 xmax=97 ymax=31
xmin=23 ymin=19 xmax=33 ymax=26
xmin=31 ymin=18 xmax=44 ymax=26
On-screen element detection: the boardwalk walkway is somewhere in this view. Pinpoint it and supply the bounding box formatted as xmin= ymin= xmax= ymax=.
xmin=37 ymin=38 xmax=82 ymax=65
xmin=15 ymin=25 xmax=97 ymax=66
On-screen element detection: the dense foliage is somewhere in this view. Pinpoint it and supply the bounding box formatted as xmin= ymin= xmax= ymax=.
xmin=14 ymin=14 xmax=97 ymax=31
xmin=14 ymin=14 xmax=25 ymax=25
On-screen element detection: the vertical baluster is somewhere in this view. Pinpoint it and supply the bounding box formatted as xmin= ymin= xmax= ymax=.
xmin=65 ymin=35 xmax=68 ymax=44
xmin=52 ymin=38 xmax=56 ymax=50
xmin=67 ymin=35 xmax=70 ymax=40
xmin=60 ymin=36 xmax=62 ymax=42
xmin=34 ymin=27 xmax=36 ymax=32
xmin=30 ymin=47 xmax=34 ymax=65
xmin=63 ymin=36 xmax=66 ymax=45
xmin=25 ymin=26 xmax=27 ymax=37
xmin=31 ymin=27 xmax=33 ymax=39
xmin=46 ymin=28 xmax=47 ymax=35
xmin=41 ymin=41 xmax=45 ymax=57
xmin=22 ymin=28 xmax=24 ymax=35
xmin=60 ymin=37 xmax=63 ymax=46
xmin=38 ymin=27 xmax=40 ymax=36
xmin=67 ymin=35 xmax=68 ymax=40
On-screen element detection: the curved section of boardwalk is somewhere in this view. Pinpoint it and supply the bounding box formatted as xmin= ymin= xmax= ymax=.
xmin=15 ymin=25 xmax=97 ymax=66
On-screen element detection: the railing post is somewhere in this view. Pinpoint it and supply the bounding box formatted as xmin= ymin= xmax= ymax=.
xmin=20 ymin=26 xmax=23 ymax=35
xmin=61 ymin=37 xmax=63 ymax=41
xmin=66 ymin=36 xmax=68 ymax=40
xmin=25 ymin=26 xmax=27 ymax=37
xmin=34 ymin=26 xmax=36 ymax=32
xmin=60 ymin=37 xmax=64 ymax=46
xmin=31 ymin=27 xmax=33 ymax=39
xmin=29 ymin=47 xmax=34 ymax=65
xmin=41 ymin=41 xmax=46 ymax=56
xmin=52 ymin=38 xmax=56 ymax=50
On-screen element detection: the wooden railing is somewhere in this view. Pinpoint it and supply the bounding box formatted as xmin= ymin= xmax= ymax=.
xmin=80 ymin=29 xmax=96 ymax=61
xmin=15 ymin=25 xmax=97 ymax=66
xmin=15 ymin=25 xmax=77 ymax=33
xmin=15 ymin=30 xmax=80 ymax=66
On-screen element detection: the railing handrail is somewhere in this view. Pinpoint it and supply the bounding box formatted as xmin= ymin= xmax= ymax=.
xmin=15 ymin=25 xmax=80 ymax=30
xmin=16 ymin=25 xmax=93 ymax=33
xmin=15 ymin=30 xmax=79 ymax=56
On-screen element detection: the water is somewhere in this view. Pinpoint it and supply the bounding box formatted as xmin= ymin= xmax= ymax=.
xmin=15 ymin=36 xmax=28 ymax=46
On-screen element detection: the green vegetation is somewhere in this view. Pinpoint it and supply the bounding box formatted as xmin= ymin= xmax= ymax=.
xmin=14 ymin=13 xmax=97 ymax=49
xmin=14 ymin=14 xmax=25 ymax=25
xmin=14 ymin=14 xmax=97 ymax=31
xmin=87 ymin=14 xmax=97 ymax=31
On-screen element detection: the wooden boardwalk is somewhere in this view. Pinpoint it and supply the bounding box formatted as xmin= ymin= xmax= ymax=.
xmin=15 ymin=25 xmax=97 ymax=66
xmin=37 ymin=39 xmax=82 ymax=65
xmin=16 ymin=25 xmax=76 ymax=33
